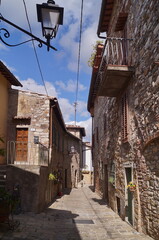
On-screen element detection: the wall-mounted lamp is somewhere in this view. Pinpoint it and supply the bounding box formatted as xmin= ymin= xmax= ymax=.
xmin=37 ymin=0 xmax=64 ymax=51
xmin=69 ymin=146 xmax=76 ymax=155
xmin=0 ymin=0 xmax=64 ymax=51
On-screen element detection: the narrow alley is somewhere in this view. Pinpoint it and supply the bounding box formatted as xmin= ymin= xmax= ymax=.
xmin=0 ymin=186 xmax=153 ymax=240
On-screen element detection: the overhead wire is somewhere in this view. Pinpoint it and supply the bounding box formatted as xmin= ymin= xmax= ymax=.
xmin=22 ymin=0 xmax=49 ymax=96
xmin=74 ymin=0 xmax=84 ymax=125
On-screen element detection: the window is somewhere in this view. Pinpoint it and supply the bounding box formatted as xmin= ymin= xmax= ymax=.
xmin=121 ymin=93 xmax=128 ymax=142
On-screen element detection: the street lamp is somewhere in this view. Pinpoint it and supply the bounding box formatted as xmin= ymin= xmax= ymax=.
xmin=0 ymin=0 xmax=64 ymax=51
xmin=37 ymin=0 xmax=64 ymax=51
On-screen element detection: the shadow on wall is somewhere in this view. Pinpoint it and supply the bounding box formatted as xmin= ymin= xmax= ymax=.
xmin=6 ymin=165 xmax=48 ymax=213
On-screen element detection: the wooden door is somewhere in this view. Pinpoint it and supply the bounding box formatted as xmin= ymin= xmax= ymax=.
xmin=16 ymin=128 xmax=28 ymax=162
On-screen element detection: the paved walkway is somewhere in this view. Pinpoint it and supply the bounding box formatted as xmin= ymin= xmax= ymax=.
xmin=0 ymin=186 xmax=153 ymax=240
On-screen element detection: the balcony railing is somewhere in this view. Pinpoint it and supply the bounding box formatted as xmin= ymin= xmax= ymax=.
xmin=102 ymin=37 xmax=133 ymax=66
xmin=7 ymin=141 xmax=49 ymax=166
xmin=96 ymin=37 xmax=134 ymax=97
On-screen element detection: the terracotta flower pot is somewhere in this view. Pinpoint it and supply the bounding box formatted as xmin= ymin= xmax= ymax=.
xmin=129 ymin=186 xmax=136 ymax=192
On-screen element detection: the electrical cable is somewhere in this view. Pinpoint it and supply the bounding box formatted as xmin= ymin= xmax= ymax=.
xmin=74 ymin=0 xmax=84 ymax=125
xmin=22 ymin=0 xmax=49 ymax=96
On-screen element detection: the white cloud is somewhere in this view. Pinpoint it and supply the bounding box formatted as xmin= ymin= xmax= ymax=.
xmin=0 ymin=60 xmax=16 ymax=72
xmin=58 ymin=98 xmax=75 ymax=122
xmin=55 ymin=79 xmax=86 ymax=92
xmin=13 ymin=78 xmax=58 ymax=97
xmin=0 ymin=43 xmax=8 ymax=51
xmin=79 ymin=118 xmax=92 ymax=142
xmin=76 ymin=101 xmax=89 ymax=118
xmin=67 ymin=118 xmax=92 ymax=142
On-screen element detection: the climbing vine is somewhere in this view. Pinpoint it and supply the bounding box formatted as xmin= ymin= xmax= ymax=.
xmin=88 ymin=40 xmax=103 ymax=67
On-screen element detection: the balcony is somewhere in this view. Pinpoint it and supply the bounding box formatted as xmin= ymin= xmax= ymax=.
xmin=97 ymin=37 xmax=134 ymax=97
xmin=7 ymin=141 xmax=49 ymax=166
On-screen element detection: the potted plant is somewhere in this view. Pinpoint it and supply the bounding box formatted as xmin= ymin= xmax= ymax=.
xmin=127 ymin=181 xmax=136 ymax=192
xmin=48 ymin=173 xmax=58 ymax=182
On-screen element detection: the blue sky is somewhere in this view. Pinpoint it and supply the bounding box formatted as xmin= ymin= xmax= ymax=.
xmin=0 ymin=0 xmax=102 ymax=141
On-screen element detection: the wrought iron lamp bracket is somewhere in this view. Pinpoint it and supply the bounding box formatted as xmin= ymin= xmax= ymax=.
xmin=0 ymin=15 xmax=57 ymax=51
xmin=0 ymin=28 xmax=43 ymax=48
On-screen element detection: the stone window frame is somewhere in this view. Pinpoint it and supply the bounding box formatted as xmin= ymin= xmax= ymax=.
xmin=121 ymin=92 xmax=129 ymax=142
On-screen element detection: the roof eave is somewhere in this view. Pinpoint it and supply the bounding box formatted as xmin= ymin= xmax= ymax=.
xmin=0 ymin=61 xmax=22 ymax=87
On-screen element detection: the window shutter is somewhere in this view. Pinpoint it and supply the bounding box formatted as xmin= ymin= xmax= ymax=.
xmin=121 ymin=93 xmax=128 ymax=141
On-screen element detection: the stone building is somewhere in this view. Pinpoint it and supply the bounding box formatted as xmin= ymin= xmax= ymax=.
xmin=4 ymin=88 xmax=85 ymax=212
xmin=66 ymin=125 xmax=86 ymax=141
xmin=88 ymin=0 xmax=159 ymax=239
xmin=82 ymin=142 xmax=93 ymax=185
xmin=66 ymin=125 xmax=86 ymax=187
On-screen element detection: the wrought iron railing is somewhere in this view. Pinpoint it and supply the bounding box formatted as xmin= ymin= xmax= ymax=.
xmin=7 ymin=141 xmax=49 ymax=166
xmin=102 ymin=37 xmax=133 ymax=66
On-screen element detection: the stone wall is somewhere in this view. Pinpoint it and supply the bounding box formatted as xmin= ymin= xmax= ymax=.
xmin=91 ymin=0 xmax=159 ymax=239
xmin=6 ymin=165 xmax=48 ymax=213
xmin=82 ymin=172 xmax=93 ymax=185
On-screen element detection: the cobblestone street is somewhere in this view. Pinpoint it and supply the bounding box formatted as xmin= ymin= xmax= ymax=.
xmin=0 ymin=186 xmax=153 ymax=240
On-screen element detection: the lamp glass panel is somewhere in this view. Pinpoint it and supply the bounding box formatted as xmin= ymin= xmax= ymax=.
xmin=42 ymin=8 xmax=60 ymax=28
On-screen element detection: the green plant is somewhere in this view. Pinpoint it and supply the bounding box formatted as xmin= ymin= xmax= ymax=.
xmin=108 ymin=176 xmax=115 ymax=184
xmin=0 ymin=188 xmax=12 ymax=204
xmin=127 ymin=181 xmax=136 ymax=190
xmin=88 ymin=40 xmax=103 ymax=67
xmin=48 ymin=173 xmax=57 ymax=181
